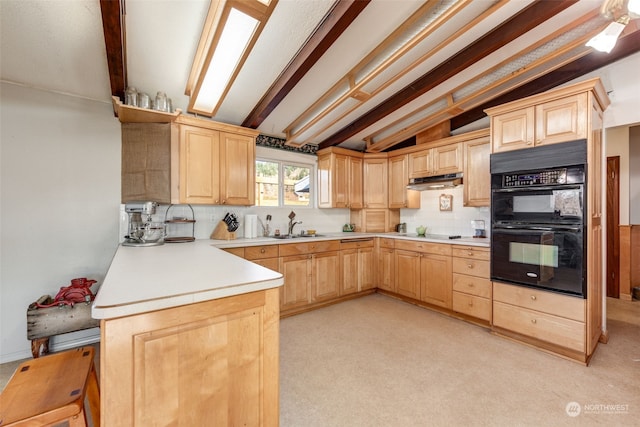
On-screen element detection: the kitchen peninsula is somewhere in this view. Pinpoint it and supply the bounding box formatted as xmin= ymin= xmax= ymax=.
xmin=92 ymin=241 xmax=283 ymax=426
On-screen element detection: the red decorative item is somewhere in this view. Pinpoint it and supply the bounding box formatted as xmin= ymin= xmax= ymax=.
xmin=36 ymin=278 xmax=97 ymax=308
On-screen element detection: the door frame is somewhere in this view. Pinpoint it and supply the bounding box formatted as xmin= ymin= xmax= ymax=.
xmin=606 ymin=156 xmax=620 ymax=298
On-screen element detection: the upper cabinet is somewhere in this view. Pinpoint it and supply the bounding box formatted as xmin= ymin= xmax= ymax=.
xmin=388 ymin=154 xmax=420 ymax=209
xmin=408 ymin=143 xmax=462 ymax=178
xmin=488 ymin=89 xmax=591 ymax=153
xmin=363 ymin=155 xmax=388 ymax=209
xmin=117 ymin=103 xmax=258 ymax=206
xmin=463 ymin=133 xmax=490 ymax=207
xmin=317 ymin=147 xmax=363 ymax=209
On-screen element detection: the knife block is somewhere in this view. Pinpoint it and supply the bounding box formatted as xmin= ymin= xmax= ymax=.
xmin=210 ymin=220 xmax=236 ymax=240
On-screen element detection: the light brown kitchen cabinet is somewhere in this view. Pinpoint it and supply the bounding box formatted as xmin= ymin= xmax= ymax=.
xmin=340 ymin=239 xmax=375 ymax=295
xmin=245 ymin=245 xmax=279 ymax=271
xmin=388 ymin=154 xmax=420 ymax=209
xmin=363 ymin=155 xmax=388 ymax=208
xmin=179 ymin=122 xmax=256 ymax=206
xmin=349 ymin=208 xmax=399 ymax=233
xmin=394 ymin=240 xmax=452 ymax=308
xmin=408 ymin=143 xmax=462 ymax=178
xmin=317 ymin=147 xmax=363 ymax=208
xmin=487 ymin=78 xmax=610 ymax=363
xmin=376 ymin=238 xmax=395 ymax=292
xmin=463 ymin=133 xmax=490 ymax=207
xmin=100 ymin=288 xmax=279 ymax=426
xmin=278 ymin=240 xmax=341 ymax=314
xmin=452 ymin=246 xmax=491 ymax=322
xmin=488 ymin=93 xmax=588 ymax=153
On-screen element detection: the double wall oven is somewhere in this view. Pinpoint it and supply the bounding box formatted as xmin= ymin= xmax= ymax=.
xmin=490 ymin=140 xmax=588 ymax=298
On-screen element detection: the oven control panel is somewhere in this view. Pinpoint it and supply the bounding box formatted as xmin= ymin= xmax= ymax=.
xmin=503 ymin=168 xmax=567 ymax=187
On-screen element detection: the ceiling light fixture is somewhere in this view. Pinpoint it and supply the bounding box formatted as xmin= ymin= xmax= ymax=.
xmin=186 ymin=0 xmax=277 ymax=117
xmin=586 ymin=0 xmax=639 ymax=53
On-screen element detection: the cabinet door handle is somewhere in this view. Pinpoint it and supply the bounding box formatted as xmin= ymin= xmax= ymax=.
xmin=531 ymin=295 xmax=537 ymax=301
xmin=531 ymin=319 xmax=537 ymax=324
xmin=467 ymin=283 xmax=475 ymax=288
xmin=467 ymin=251 xmax=473 ymax=256
xmin=467 ymin=264 xmax=473 ymax=269
xmin=260 ymin=248 xmax=266 ymax=253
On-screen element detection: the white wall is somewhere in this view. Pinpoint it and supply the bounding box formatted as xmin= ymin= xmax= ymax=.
xmin=0 ymin=83 xmax=121 ymax=362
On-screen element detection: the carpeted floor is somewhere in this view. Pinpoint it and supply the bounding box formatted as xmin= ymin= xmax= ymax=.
xmin=2 ymin=294 xmax=638 ymax=426
xmin=279 ymin=294 xmax=640 ymax=426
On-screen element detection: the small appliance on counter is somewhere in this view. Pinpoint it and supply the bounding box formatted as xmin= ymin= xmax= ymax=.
xmin=123 ymin=201 xmax=164 ymax=247
xmin=471 ymin=220 xmax=486 ymax=238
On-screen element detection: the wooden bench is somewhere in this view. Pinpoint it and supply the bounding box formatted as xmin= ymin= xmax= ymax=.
xmin=27 ymin=297 xmax=100 ymax=358
xmin=0 ymin=346 xmax=100 ymax=426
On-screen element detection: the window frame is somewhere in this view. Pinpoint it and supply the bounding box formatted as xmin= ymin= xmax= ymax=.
xmin=255 ymin=146 xmax=317 ymax=209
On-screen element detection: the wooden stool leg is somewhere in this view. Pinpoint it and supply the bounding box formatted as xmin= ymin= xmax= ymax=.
xmin=86 ymin=363 xmax=101 ymax=427
xmin=30 ymin=337 xmax=49 ymax=358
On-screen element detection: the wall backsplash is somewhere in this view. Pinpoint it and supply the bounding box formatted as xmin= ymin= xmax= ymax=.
xmin=121 ymin=185 xmax=489 ymax=241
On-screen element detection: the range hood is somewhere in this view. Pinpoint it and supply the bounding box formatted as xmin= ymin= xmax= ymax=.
xmin=407 ymin=173 xmax=463 ymax=191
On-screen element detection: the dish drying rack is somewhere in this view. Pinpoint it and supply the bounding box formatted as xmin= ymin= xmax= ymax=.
xmin=164 ymin=204 xmax=195 ymax=243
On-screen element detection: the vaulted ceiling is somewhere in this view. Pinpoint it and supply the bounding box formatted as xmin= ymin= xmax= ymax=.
xmin=3 ymin=1 xmax=639 ymax=152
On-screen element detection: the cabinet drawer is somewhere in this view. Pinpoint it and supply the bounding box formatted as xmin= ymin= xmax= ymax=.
xmin=493 ymin=282 xmax=584 ymax=322
xmin=244 ymin=245 xmax=279 ymax=260
xmin=452 ymin=292 xmax=491 ymax=321
xmin=394 ymin=240 xmax=451 ymax=255
xmin=279 ymin=240 xmax=340 ymax=256
xmin=452 ymin=258 xmax=489 ymax=278
xmin=222 ymin=247 xmax=245 ymax=257
xmin=378 ymin=238 xmax=395 ymax=249
xmin=451 ymin=246 xmax=490 ymax=261
xmin=493 ymin=301 xmax=585 ymax=352
xmin=340 ymin=239 xmax=374 ymax=250
xmin=452 ymin=274 xmax=491 ymax=298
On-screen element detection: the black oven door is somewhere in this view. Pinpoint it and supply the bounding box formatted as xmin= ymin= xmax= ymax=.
xmin=491 ymin=225 xmax=585 ymax=298
xmin=492 ymin=185 xmax=583 ymax=225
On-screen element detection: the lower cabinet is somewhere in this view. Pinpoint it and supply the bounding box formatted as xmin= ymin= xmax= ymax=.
xmin=100 ymin=288 xmax=279 ymax=426
xmin=451 ymin=246 xmax=491 ymax=322
xmin=340 ymin=239 xmax=375 ymax=295
xmin=492 ymin=281 xmax=586 ymax=357
xmin=279 ymin=240 xmax=341 ymax=313
xmin=377 ymin=238 xmax=396 ymax=292
xmin=394 ymin=240 xmax=452 ymax=308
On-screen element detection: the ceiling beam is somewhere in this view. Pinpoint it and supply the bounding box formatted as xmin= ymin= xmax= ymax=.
xmin=100 ymin=0 xmax=127 ymax=102
xmin=241 ymin=0 xmax=371 ymax=129
xmin=449 ymin=29 xmax=640 ymax=131
xmin=317 ymin=0 xmax=578 ymax=150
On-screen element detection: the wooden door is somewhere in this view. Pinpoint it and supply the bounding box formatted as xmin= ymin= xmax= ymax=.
xmin=359 ymin=247 xmax=375 ymax=291
xmin=279 ymin=255 xmax=310 ymax=310
xmin=333 ymin=154 xmax=349 ymax=208
xmin=491 ymin=107 xmax=534 ymax=153
xmin=607 ymin=156 xmax=620 ymax=298
xmin=340 ymin=249 xmax=359 ymax=296
xmin=179 ymin=125 xmax=220 ymax=204
xmin=312 ymin=251 xmax=340 ymax=302
xmin=389 ymin=155 xmax=419 ymax=209
xmin=463 ymin=138 xmax=490 ymax=207
xmin=317 ymin=154 xmax=332 ymax=208
xmin=219 ymin=132 xmax=255 ymax=206
xmin=433 ymin=143 xmax=462 ymax=174
xmin=408 ymin=149 xmax=432 ymax=178
xmin=535 ymin=93 xmax=587 ymax=146
xmin=395 ymin=250 xmax=420 ymax=299
xmin=378 ymin=246 xmax=395 ymax=292
xmin=363 ymin=157 xmax=388 ymax=208
xmin=420 ymin=253 xmax=452 ymax=309
xmin=348 ymin=156 xmax=364 ymax=209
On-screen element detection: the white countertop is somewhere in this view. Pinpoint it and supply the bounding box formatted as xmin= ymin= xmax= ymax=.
xmin=213 ymin=232 xmax=490 ymax=248
xmin=92 ymin=240 xmax=283 ymax=319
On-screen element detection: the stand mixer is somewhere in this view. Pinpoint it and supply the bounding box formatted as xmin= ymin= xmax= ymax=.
xmin=123 ymin=201 xmax=165 ymax=246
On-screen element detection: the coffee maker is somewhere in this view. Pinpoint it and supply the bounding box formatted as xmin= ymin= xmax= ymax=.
xmin=123 ymin=201 xmax=165 ymax=246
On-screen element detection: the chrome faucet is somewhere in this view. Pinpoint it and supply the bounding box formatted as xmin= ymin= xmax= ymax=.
xmin=287 ymin=211 xmax=302 ymax=236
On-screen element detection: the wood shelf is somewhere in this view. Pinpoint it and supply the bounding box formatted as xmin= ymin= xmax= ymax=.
xmin=112 ymin=96 xmax=181 ymax=123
